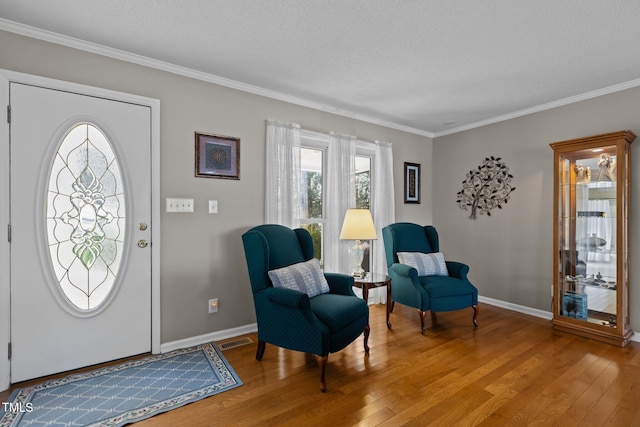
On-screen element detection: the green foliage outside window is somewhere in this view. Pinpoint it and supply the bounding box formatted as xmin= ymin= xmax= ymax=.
xmin=303 ymin=171 xmax=323 ymax=259
xmin=302 ymin=169 xmax=371 ymax=261
xmin=305 ymin=171 xmax=323 ymax=218
xmin=356 ymin=171 xmax=370 ymax=209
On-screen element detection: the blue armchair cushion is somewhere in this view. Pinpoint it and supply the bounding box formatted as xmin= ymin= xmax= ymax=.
xmin=420 ymin=276 xmax=478 ymax=312
xmin=309 ymin=294 xmax=369 ymax=333
xmin=268 ymin=258 xmax=330 ymax=298
xmin=397 ymin=251 xmax=449 ymax=276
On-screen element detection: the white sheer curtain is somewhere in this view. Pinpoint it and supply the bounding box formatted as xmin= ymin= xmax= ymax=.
xmin=371 ymin=140 xmax=395 ymax=275
xmin=369 ymin=140 xmax=395 ymax=303
xmin=264 ymin=120 xmax=301 ymax=228
xmin=323 ymin=132 xmax=356 ymax=273
xmin=264 ymin=121 xmax=396 ymax=305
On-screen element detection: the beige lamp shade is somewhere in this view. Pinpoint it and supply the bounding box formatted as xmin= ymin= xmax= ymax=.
xmin=339 ymin=209 xmax=377 ymax=240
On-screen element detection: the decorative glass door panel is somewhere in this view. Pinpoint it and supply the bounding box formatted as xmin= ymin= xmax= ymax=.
xmin=47 ymin=123 xmax=125 ymax=310
xmin=551 ymin=131 xmax=634 ymax=347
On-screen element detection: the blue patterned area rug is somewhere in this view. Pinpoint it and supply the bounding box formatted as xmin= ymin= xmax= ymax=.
xmin=0 ymin=342 xmax=242 ymax=427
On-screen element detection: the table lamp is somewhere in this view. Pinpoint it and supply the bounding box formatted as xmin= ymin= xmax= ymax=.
xmin=339 ymin=208 xmax=377 ymax=277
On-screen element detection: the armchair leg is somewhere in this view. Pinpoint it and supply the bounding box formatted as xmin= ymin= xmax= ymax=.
xmin=419 ymin=310 xmax=427 ymax=334
xmin=430 ymin=311 xmax=438 ymax=324
xmin=472 ymin=305 xmax=479 ymax=327
xmin=315 ymin=355 xmax=328 ymax=393
xmin=256 ymin=339 xmax=266 ymax=361
xmin=390 ymin=300 xmax=395 ymax=313
xmin=364 ymin=325 xmax=370 ymax=354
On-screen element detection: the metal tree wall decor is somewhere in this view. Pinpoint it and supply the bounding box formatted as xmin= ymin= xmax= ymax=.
xmin=456 ymin=156 xmax=516 ymax=220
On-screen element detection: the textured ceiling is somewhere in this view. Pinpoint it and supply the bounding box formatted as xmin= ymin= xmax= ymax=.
xmin=2 ymin=1 xmax=640 ymax=136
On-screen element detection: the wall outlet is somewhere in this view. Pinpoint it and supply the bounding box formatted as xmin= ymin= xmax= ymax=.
xmin=208 ymin=298 xmax=218 ymax=314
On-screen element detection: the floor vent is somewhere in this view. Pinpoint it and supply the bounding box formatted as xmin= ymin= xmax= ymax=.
xmin=219 ymin=337 xmax=253 ymax=351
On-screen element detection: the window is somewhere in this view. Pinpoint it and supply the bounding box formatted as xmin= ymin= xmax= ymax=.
xmin=266 ymin=120 xmax=394 ymax=283
xmin=298 ymin=133 xmax=374 ymax=267
xmin=300 ymin=147 xmax=324 ymax=260
xmin=355 ymin=155 xmax=372 ymax=271
xmin=355 ymin=156 xmax=371 ymax=209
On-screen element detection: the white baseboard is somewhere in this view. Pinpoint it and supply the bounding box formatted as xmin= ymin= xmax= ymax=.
xmin=160 ymin=323 xmax=258 ymax=353
xmin=478 ymin=295 xmax=639 ymax=342
xmin=478 ymin=295 xmax=553 ymax=320
xmin=159 ymin=295 xmax=639 ymax=354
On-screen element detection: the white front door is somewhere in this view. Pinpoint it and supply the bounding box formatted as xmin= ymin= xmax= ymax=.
xmin=10 ymin=82 xmax=152 ymax=382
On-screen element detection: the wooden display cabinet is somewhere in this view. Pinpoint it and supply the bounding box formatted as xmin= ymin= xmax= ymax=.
xmin=550 ymin=131 xmax=635 ymax=346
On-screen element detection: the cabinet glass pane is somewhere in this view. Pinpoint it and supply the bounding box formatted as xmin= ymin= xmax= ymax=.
xmin=558 ymin=146 xmax=617 ymax=327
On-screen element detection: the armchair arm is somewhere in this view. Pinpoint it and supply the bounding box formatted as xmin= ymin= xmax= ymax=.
xmin=388 ymin=262 xmax=430 ymax=311
xmin=265 ymin=287 xmax=310 ymax=309
xmin=389 ymin=262 xmax=419 ymax=280
xmin=324 ymin=272 xmax=356 ymax=296
xmin=445 ymin=261 xmax=470 ymax=280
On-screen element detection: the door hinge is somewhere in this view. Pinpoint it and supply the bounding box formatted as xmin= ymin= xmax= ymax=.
xmin=7 ymin=342 xmax=11 ymax=360
xmin=7 ymin=224 xmax=10 ymax=243
xmin=6 ymin=105 xmax=10 ymax=124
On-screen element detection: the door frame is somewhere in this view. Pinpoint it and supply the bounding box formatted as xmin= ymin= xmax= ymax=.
xmin=0 ymin=69 xmax=161 ymax=391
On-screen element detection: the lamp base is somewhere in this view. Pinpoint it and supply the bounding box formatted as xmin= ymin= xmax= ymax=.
xmin=351 ymin=269 xmax=365 ymax=279
xmin=351 ymin=240 xmax=366 ymax=279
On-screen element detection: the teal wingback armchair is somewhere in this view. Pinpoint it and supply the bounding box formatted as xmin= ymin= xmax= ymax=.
xmin=242 ymin=224 xmax=370 ymax=392
xmin=382 ymin=222 xmax=478 ymax=334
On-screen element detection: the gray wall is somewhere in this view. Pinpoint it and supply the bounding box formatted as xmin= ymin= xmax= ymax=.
xmin=433 ymin=87 xmax=640 ymax=332
xmin=0 ymin=30 xmax=433 ymax=344
xmin=6 ymin=28 xmax=638 ymax=343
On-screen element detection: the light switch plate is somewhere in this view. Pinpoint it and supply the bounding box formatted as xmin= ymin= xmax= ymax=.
xmin=208 ymin=200 xmax=218 ymax=214
xmin=166 ymin=198 xmax=194 ymax=213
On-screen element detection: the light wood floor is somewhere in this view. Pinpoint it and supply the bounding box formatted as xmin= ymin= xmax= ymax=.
xmin=4 ymin=303 xmax=640 ymax=426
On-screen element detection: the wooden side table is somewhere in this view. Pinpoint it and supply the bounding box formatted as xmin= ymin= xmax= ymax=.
xmin=353 ymin=273 xmax=392 ymax=329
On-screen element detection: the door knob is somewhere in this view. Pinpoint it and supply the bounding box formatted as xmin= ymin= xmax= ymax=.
xmin=137 ymin=240 xmax=148 ymax=248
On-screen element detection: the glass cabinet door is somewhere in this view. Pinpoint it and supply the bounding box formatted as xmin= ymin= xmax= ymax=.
xmin=557 ymin=146 xmax=617 ymax=326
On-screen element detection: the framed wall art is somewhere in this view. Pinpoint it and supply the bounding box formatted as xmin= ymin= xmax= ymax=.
xmin=195 ymin=132 xmax=240 ymax=179
xmin=404 ymin=162 xmax=420 ymax=204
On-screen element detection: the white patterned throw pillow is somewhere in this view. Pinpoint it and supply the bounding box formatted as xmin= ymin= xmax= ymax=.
xmin=268 ymin=258 xmax=330 ymax=298
xmin=397 ymin=252 xmax=449 ymax=276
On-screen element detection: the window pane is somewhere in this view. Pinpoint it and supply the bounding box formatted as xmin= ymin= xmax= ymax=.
xmin=355 ymin=156 xmax=371 ymax=209
xmin=301 ymin=147 xmax=324 ymax=261
xmin=301 ymin=148 xmax=323 ymax=219
xmin=300 ymin=223 xmax=323 ymax=261
xmin=355 ymin=156 xmax=372 ymax=271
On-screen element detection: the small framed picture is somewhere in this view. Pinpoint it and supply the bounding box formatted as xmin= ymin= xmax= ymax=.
xmin=195 ymin=132 xmax=240 ymax=179
xmin=404 ymin=162 xmax=420 ymax=204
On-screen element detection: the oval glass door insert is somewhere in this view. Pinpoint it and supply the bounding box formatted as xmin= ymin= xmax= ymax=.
xmin=46 ymin=123 xmax=126 ymax=310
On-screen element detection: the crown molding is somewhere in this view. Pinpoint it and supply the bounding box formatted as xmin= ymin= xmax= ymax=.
xmin=434 ymin=78 xmax=640 ymax=138
xmin=5 ymin=18 xmax=640 ymax=140
xmin=0 ymin=18 xmax=434 ymax=139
